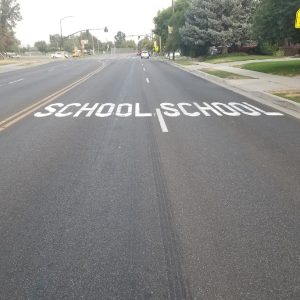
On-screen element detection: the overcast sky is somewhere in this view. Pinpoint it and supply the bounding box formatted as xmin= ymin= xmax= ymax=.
xmin=15 ymin=0 xmax=171 ymax=46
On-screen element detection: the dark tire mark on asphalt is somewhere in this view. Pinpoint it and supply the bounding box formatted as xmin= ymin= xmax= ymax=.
xmin=145 ymin=116 xmax=192 ymax=300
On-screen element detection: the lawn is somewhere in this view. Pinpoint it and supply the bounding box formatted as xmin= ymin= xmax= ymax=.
xmin=175 ymin=59 xmax=197 ymax=66
xmin=200 ymin=68 xmax=254 ymax=79
xmin=273 ymin=91 xmax=300 ymax=104
xmin=241 ymin=60 xmax=300 ymax=76
xmin=0 ymin=60 xmax=19 ymax=66
xmin=203 ymin=53 xmax=276 ymax=64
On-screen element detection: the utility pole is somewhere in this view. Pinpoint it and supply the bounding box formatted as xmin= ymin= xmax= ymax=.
xmin=92 ymin=34 xmax=95 ymax=55
xmin=159 ymin=36 xmax=162 ymax=56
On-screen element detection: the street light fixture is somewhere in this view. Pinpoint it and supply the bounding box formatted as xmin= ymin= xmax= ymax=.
xmin=60 ymin=16 xmax=74 ymax=51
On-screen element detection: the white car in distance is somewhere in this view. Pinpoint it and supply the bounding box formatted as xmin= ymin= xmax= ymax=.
xmin=141 ymin=51 xmax=150 ymax=59
xmin=50 ymin=51 xmax=70 ymax=59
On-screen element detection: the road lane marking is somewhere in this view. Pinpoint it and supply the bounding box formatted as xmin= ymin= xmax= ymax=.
xmin=242 ymin=102 xmax=284 ymax=116
xmin=8 ymin=79 xmax=24 ymax=84
xmin=143 ymin=67 xmax=146 ymax=72
xmin=0 ymin=65 xmax=106 ymax=132
xmin=33 ymin=101 xmax=284 ymax=133
xmin=146 ymin=78 xmax=150 ymax=84
xmin=156 ymin=108 xmax=169 ymax=133
xmin=34 ymin=102 xmax=285 ymax=120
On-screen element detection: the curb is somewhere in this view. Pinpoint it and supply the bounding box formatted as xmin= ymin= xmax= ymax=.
xmin=166 ymin=60 xmax=300 ymax=120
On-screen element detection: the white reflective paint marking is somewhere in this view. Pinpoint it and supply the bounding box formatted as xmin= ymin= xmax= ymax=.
xmin=143 ymin=67 xmax=146 ymax=72
xmin=146 ymin=78 xmax=150 ymax=84
xmin=135 ymin=103 xmax=152 ymax=117
xmin=34 ymin=102 xmax=284 ymax=133
xmin=116 ymin=103 xmax=132 ymax=117
xmin=178 ymin=103 xmax=200 ymax=117
xmin=211 ymin=102 xmax=241 ymax=116
xmin=95 ymin=103 xmax=115 ymax=117
xmin=8 ymin=78 xmax=24 ymax=84
xmin=242 ymin=102 xmax=284 ymax=116
xmin=156 ymin=108 xmax=169 ymax=133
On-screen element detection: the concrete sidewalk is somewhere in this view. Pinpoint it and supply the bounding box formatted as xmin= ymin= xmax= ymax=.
xmin=167 ymin=59 xmax=300 ymax=119
xmin=183 ymin=61 xmax=300 ymax=92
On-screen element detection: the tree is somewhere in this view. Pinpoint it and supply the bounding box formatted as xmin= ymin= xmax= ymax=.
xmin=166 ymin=0 xmax=189 ymax=57
xmin=34 ymin=40 xmax=48 ymax=53
xmin=138 ymin=36 xmax=153 ymax=52
xmin=49 ymin=34 xmax=60 ymax=51
xmin=252 ymin=0 xmax=300 ymax=45
xmin=125 ymin=39 xmax=136 ymax=49
xmin=114 ymin=31 xmax=126 ymax=48
xmin=0 ymin=0 xmax=22 ymax=53
xmin=153 ymin=7 xmax=173 ymax=50
xmin=153 ymin=0 xmax=189 ymax=57
xmin=180 ymin=0 xmax=257 ymax=55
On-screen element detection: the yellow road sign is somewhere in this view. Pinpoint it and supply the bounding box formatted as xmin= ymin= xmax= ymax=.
xmin=296 ymin=9 xmax=300 ymax=29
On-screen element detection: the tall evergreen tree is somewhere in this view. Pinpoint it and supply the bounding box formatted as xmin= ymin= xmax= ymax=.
xmin=180 ymin=0 xmax=257 ymax=54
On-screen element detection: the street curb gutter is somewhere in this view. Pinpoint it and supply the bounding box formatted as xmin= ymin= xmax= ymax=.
xmin=166 ymin=61 xmax=300 ymax=120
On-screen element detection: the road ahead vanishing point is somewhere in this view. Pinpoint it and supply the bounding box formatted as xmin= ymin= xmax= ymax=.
xmin=0 ymin=56 xmax=299 ymax=299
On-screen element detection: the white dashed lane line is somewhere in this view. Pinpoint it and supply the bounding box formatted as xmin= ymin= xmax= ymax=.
xmin=146 ymin=78 xmax=150 ymax=84
xmin=8 ymin=78 xmax=24 ymax=85
xmin=156 ymin=108 xmax=169 ymax=133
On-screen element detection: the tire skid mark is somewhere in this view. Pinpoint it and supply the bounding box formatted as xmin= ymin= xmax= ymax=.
xmin=145 ymin=117 xmax=192 ymax=300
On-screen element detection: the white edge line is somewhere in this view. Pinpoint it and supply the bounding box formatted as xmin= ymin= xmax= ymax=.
xmin=156 ymin=108 xmax=169 ymax=133
xmin=8 ymin=78 xmax=24 ymax=84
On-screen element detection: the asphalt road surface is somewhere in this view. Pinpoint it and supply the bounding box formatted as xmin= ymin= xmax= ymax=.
xmin=0 ymin=56 xmax=299 ymax=299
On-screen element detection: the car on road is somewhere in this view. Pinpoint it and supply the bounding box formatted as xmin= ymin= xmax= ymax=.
xmin=50 ymin=52 xmax=70 ymax=59
xmin=141 ymin=51 xmax=150 ymax=59
xmin=50 ymin=52 xmax=63 ymax=59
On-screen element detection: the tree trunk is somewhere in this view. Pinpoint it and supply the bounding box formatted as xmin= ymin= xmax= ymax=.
xmin=221 ymin=46 xmax=228 ymax=54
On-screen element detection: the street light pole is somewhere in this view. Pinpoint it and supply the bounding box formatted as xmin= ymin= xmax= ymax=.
xmin=60 ymin=16 xmax=73 ymax=51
